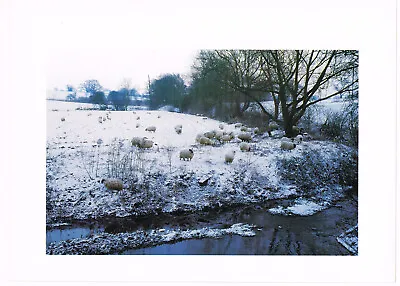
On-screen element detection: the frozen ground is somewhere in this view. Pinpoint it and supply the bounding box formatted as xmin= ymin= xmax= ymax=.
xmin=46 ymin=223 xmax=257 ymax=255
xmin=46 ymin=100 xmax=357 ymax=254
xmin=46 ymin=100 xmax=357 ymax=223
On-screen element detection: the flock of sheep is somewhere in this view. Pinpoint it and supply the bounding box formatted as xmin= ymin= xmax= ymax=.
xmin=59 ymin=110 xmax=305 ymax=191
xmin=127 ymin=117 xmax=305 ymax=167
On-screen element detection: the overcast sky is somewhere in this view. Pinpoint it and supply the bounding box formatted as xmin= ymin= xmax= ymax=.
xmin=43 ymin=0 xmax=204 ymax=93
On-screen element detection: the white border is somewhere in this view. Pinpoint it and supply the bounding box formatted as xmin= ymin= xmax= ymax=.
xmin=1 ymin=0 xmax=397 ymax=284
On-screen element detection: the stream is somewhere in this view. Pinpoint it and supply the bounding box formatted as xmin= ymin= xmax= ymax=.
xmin=46 ymin=192 xmax=358 ymax=255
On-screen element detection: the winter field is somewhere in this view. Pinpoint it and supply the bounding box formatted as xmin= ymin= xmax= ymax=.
xmin=46 ymin=100 xmax=358 ymax=255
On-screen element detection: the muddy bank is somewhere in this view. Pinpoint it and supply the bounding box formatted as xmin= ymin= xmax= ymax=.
xmin=122 ymin=194 xmax=358 ymax=255
xmin=46 ymin=190 xmax=357 ymax=255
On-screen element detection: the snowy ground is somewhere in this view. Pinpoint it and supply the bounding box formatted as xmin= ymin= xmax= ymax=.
xmin=46 ymin=100 xmax=356 ymax=221
xmin=46 ymin=100 xmax=357 ymax=253
xmin=46 ymin=223 xmax=257 ymax=255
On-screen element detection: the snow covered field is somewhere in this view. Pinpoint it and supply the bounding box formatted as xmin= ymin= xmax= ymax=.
xmin=46 ymin=100 xmax=357 ymax=254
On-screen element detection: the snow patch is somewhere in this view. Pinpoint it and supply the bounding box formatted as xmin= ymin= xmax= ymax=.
xmin=46 ymin=223 xmax=257 ymax=255
xmin=268 ymin=198 xmax=327 ymax=216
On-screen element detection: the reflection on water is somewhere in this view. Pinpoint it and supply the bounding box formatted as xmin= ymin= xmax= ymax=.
xmin=121 ymin=198 xmax=357 ymax=255
xmin=46 ymin=226 xmax=104 ymax=246
xmin=46 ymin=194 xmax=357 ymax=255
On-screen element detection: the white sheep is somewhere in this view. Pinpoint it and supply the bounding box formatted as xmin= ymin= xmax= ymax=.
xmin=204 ymin=131 xmax=216 ymax=139
xmin=239 ymin=142 xmax=251 ymax=152
xmin=292 ymin=126 xmax=300 ymax=135
xmin=101 ymin=178 xmax=124 ymax=191
xmin=225 ymin=150 xmax=236 ymax=163
xmin=253 ymin=127 xmax=260 ymax=134
xmin=238 ymin=132 xmax=252 ymax=142
xmin=195 ymin=133 xmax=203 ymax=143
xmin=240 ymin=126 xmax=248 ymax=132
xmin=214 ymin=130 xmax=224 ymax=140
xmin=179 ymin=148 xmax=194 ymax=161
xmin=175 ymin=124 xmax=183 ymax=134
xmin=131 ymin=136 xmax=143 ymax=147
xmin=281 ymin=141 xmax=296 ymax=150
xmin=221 ymin=134 xmax=233 ymax=142
xmin=268 ymin=121 xmax=279 ymax=131
xmin=145 ymin=126 xmax=156 ymax=132
xmin=136 ymin=122 xmax=140 ymax=128
xmin=234 ymin=123 xmax=242 ymax=128
xmin=98 ymin=116 xmax=103 ymax=123
xmin=199 ymin=136 xmax=213 ymax=145
xmin=140 ymin=138 xmax=154 ymax=148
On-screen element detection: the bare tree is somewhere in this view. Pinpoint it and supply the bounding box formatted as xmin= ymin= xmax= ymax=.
xmin=259 ymin=50 xmax=358 ymax=136
xmin=192 ymin=50 xmax=358 ymax=137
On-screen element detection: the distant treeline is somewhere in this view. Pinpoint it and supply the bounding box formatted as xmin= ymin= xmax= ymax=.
xmin=63 ymin=50 xmax=358 ymax=141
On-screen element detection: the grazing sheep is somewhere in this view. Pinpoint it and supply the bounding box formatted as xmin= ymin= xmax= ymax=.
xmin=179 ymin=148 xmax=194 ymax=161
xmin=239 ymin=142 xmax=251 ymax=152
xmin=98 ymin=116 xmax=103 ymax=123
xmin=225 ymin=150 xmax=236 ymax=163
xmin=238 ymin=132 xmax=252 ymax=142
xmin=136 ymin=123 xmax=140 ymax=128
xmin=157 ymin=115 xmax=161 ymax=118
xmin=199 ymin=136 xmax=213 ymax=145
xmin=204 ymin=131 xmax=216 ymax=139
xmin=234 ymin=123 xmax=242 ymax=128
xmin=281 ymin=141 xmax=296 ymax=150
xmin=102 ymin=117 xmax=107 ymax=122
xmin=240 ymin=126 xmax=248 ymax=132
xmin=214 ymin=130 xmax=224 ymax=140
xmin=61 ymin=117 xmax=65 ymax=122
xmin=175 ymin=124 xmax=183 ymax=134
xmin=145 ymin=126 xmax=156 ymax=132
xmin=140 ymin=138 xmax=154 ymax=148
xmin=219 ymin=124 xmax=224 ymax=130
xmin=101 ymin=178 xmax=123 ymax=191
xmin=253 ymin=127 xmax=260 ymax=134
xmin=131 ymin=136 xmax=143 ymax=147
xmin=221 ymin=134 xmax=233 ymax=142
xmin=292 ymin=126 xmax=301 ymax=135
xmin=136 ymin=116 xmax=140 ymax=120
xmin=195 ymin=133 xmax=203 ymax=143
xmin=268 ymin=121 xmax=279 ymax=131
xmin=87 ymin=113 xmax=92 ymax=116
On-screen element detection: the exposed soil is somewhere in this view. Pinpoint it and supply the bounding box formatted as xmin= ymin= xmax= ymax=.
xmin=47 ymin=189 xmax=357 ymax=255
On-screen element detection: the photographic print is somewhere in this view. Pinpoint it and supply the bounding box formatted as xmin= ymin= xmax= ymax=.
xmin=46 ymin=49 xmax=359 ymax=255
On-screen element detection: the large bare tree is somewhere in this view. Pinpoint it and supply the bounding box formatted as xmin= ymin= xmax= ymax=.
xmin=192 ymin=50 xmax=358 ymax=137
xmin=259 ymin=50 xmax=358 ymax=136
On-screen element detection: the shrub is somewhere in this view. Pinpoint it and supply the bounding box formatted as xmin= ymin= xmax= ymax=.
xmin=106 ymin=138 xmax=147 ymax=190
xmin=320 ymin=101 xmax=358 ymax=147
